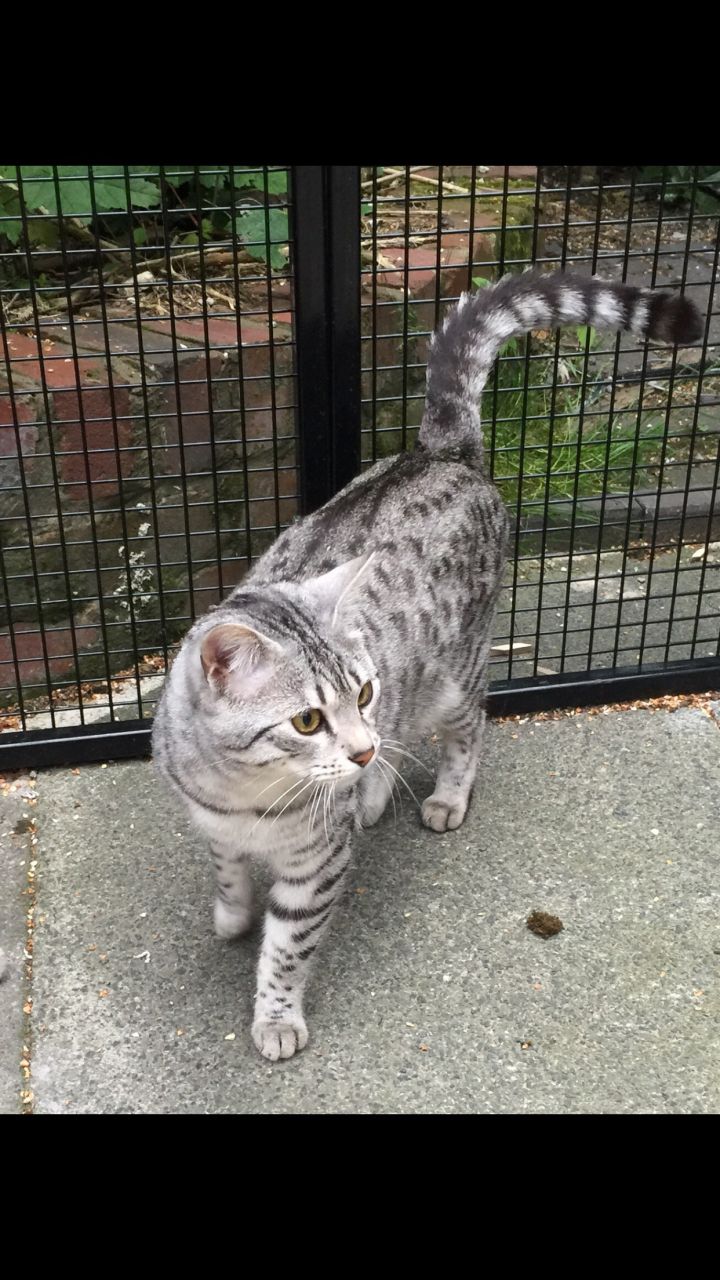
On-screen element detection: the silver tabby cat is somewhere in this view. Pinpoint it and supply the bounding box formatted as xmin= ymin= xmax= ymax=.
xmin=152 ymin=270 xmax=701 ymax=1060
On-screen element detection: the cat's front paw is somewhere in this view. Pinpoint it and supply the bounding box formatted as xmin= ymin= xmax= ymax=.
xmin=358 ymin=771 xmax=391 ymax=828
xmin=214 ymin=898 xmax=254 ymax=939
xmin=360 ymin=792 xmax=390 ymax=828
xmin=252 ymin=1016 xmax=309 ymax=1062
xmin=421 ymin=794 xmax=468 ymax=832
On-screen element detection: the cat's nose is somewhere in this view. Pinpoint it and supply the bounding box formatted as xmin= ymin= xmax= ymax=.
xmin=350 ymin=747 xmax=375 ymax=768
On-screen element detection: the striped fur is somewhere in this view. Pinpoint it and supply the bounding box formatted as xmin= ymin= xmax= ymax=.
xmin=153 ymin=269 xmax=701 ymax=1061
xmin=420 ymin=269 xmax=702 ymax=463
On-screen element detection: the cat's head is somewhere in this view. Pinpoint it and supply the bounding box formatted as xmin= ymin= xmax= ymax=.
xmin=193 ymin=555 xmax=380 ymax=789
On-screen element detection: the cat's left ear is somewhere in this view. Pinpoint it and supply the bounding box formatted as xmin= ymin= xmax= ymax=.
xmin=302 ymin=552 xmax=375 ymax=626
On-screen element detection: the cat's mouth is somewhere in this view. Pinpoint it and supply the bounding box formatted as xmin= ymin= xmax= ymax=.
xmin=308 ymin=758 xmax=379 ymax=789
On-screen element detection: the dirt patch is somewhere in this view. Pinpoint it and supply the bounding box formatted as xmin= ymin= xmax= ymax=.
xmin=527 ymin=910 xmax=564 ymax=939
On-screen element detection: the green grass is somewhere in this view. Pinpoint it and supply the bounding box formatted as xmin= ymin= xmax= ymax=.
xmin=485 ymin=335 xmax=664 ymax=516
xmin=362 ymin=324 xmax=667 ymax=524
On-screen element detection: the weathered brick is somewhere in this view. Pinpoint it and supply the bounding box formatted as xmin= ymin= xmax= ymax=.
xmin=1 ymin=308 xmax=299 ymax=698
xmin=193 ymin=557 xmax=251 ymax=607
xmin=0 ymin=390 xmax=51 ymax=522
xmin=0 ymin=622 xmax=101 ymax=686
xmin=0 ymin=397 xmax=37 ymax=457
xmin=54 ymin=385 xmax=133 ymax=500
xmin=2 ymin=331 xmax=139 ymax=504
xmin=144 ymin=315 xmax=272 ymax=350
xmin=141 ymin=318 xmax=295 ymax=480
xmin=146 ymin=351 xmax=227 ymax=474
xmin=374 ymin=217 xmax=495 ymax=298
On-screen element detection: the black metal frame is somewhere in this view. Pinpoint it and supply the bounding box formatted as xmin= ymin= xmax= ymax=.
xmin=293 ymin=166 xmax=361 ymax=512
xmin=1 ymin=164 xmax=718 ymax=768
xmin=5 ymin=652 xmax=720 ymax=772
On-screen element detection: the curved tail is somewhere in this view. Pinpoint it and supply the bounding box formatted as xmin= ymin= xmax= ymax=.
xmin=418 ymin=269 xmax=702 ymax=463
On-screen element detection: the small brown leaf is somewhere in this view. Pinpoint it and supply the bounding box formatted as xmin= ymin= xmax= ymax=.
xmin=98 ymin=988 xmax=110 ymax=998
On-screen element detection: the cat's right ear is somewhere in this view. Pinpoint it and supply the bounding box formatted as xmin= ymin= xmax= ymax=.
xmin=200 ymin=624 xmax=282 ymax=697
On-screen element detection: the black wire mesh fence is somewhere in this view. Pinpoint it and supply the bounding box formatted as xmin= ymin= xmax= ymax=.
xmin=0 ymin=165 xmax=297 ymax=756
xmin=360 ymin=165 xmax=720 ymax=692
xmin=1 ymin=165 xmax=719 ymax=765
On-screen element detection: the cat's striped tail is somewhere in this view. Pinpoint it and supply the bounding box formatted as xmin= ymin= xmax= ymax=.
xmin=418 ymin=269 xmax=702 ymax=463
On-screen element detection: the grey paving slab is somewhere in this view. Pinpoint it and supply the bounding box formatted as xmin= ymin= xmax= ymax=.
xmin=26 ymin=706 xmax=720 ymax=1113
xmin=0 ymin=774 xmax=36 ymax=1113
xmin=491 ymin=542 xmax=720 ymax=683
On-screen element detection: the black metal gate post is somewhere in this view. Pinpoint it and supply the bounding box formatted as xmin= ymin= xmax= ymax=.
xmin=291 ymin=166 xmax=362 ymax=513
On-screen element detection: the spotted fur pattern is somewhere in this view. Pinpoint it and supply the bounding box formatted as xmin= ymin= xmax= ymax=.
xmin=153 ymin=269 xmax=701 ymax=1060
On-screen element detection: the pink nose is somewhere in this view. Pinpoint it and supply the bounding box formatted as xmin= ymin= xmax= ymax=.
xmin=350 ymin=747 xmax=375 ymax=768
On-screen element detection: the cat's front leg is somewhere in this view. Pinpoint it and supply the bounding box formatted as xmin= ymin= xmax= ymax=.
xmin=251 ymin=829 xmax=353 ymax=1061
xmin=358 ymin=766 xmax=393 ymax=827
xmin=209 ymin=841 xmax=254 ymax=939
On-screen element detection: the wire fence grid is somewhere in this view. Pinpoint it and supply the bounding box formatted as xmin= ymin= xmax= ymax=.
xmin=1 ymin=164 xmax=719 ymax=763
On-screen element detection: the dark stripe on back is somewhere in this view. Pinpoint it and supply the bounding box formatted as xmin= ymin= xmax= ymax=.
xmin=223 ymin=589 xmax=351 ymax=693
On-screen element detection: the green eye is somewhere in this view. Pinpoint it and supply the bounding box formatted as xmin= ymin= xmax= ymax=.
xmin=291 ymin=708 xmax=324 ymax=735
xmin=358 ymin=681 xmax=373 ymax=709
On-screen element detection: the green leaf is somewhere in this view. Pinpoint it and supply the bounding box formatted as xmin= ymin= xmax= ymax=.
xmin=264 ymin=170 xmax=288 ymax=195
xmin=233 ymin=170 xmax=261 ymax=190
xmin=1 ymin=165 xmax=160 ymax=225
xmin=0 ymin=180 xmax=22 ymax=243
xmin=233 ymin=168 xmax=288 ymax=195
xmin=576 ymin=325 xmax=598 ymax=349
xmin=196 ymin=168 xmax=226 ymax=189
xmin=237 ymin=206 xmax=289 ymax=270
xmin=696 ymin=190 xmax=720 ymax=215
xmin=472 ymin=275 xmax=491 ymax=289
xmin=133 ymin=226 xmax=147 ymax=246
xmin=164 ymin=167 xmax=228 ymax=190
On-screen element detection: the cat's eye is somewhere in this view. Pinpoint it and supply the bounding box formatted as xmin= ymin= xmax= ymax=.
xmin=357 ymin=681 xmax=373 ymax=709
xmin=291 ymin=708 xmax=324 ymax=735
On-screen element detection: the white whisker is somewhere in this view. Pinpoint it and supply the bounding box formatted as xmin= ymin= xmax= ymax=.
xmin=379 ymin=756 xmax=421 ymax=809
xmin=381 ymin=740 xmax=433 ymax=777
xmin=249 ymin=771 xmax=299 ymax=804
xmin=249 ymin=773 xmax=311 ymax=835
xmin=375 ymin=759 xmax=399 ymax=826
xmin=301 ymin=784 xmax=317 ymax=820
xmin=322 ymin=786 xmax=331 ymax=852
xmin=308 ymin=782 xmax=324 ymax=847
xmin=305 ymin=784 xmax=320 ymax=850
xmin=269 ymin=776 xmax=317 ymax=829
